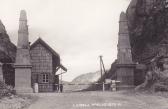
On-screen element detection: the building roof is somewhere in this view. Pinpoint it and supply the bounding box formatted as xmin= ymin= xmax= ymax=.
xmin=30 ymin=37 xmax=60 ymax=58
xmin=60 ymin=64 xmax=67 ymax=72
xmin=30 ymin=37 xmax=67 ymax=71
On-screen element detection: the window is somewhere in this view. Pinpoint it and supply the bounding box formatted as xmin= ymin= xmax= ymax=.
xmin=42 ymin=74 xmax=49 ymax=83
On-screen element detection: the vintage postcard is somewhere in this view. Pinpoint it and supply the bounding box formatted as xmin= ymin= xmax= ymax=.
xmin=0 ymin=0 xmax=168 ymax=109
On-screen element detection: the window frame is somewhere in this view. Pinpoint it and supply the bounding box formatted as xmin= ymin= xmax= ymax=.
xmin=42 ymin=74 xmax=49 ymax=83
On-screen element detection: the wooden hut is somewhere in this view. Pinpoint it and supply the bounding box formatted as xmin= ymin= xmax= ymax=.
xmin=30 ymin=38 xmax=67 ymax=92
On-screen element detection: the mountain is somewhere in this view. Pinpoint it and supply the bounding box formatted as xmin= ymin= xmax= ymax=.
xmin=126 ymin=0 xmax=168 ymax=91
xmin=71 ymin=71 xmax=101 ymax=84
xmin=64 ymin=71 xmax=101 ymax=91
xmin=127 ymin=0 xmax=168 ymax=63
xmin=0 ymin=20 xmax=16 ymax=63
xmin=59 ymin=80 xmax=69 ymax=84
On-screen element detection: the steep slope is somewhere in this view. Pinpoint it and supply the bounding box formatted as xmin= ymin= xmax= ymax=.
xmin=126 ymin=0 xmax=168 ymax=91
xmin=127 ymin=0 xmax=168 ymax=63
xmin=71 ymin=71 xmax=101 ymax=84
xmin=0 ymin=20 xmax=16 ymax=63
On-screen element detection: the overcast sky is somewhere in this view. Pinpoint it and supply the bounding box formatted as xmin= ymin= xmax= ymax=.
xmin=0 ymin=0 xmax=130 ymax=81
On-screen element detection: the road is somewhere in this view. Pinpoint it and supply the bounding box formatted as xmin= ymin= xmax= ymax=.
xmin=27 ymin=91 xmax=168 ymax=109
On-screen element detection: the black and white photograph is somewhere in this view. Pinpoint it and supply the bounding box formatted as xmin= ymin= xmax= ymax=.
xmin=0 ymin=0 xmax=168 ymax=109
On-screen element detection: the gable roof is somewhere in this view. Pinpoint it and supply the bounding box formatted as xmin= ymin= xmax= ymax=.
xmin=30 ymin=37 xmax=60 ymax=58
xmin=30 ymin=37 xmax=67 ymax=72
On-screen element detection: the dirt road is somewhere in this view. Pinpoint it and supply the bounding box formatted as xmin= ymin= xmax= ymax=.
xmin=27 ymin=91 xmax=168 ymax=109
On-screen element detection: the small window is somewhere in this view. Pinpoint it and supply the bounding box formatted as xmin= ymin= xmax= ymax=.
xmin=42 ymin=74 xmax=49 ymax=83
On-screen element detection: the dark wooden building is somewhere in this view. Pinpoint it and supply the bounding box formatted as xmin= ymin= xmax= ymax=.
xmin=30 ymin=38 xmax=67 ymax=92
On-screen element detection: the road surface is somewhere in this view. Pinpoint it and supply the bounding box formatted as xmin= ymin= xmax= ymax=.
xmin=27 ymin=91 xmax=168 ymax=109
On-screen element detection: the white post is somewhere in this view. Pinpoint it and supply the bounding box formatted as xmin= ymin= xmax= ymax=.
xmin=102 ymin=82 xmax=105 ymax=91
xmin=34 ymin=83 xmax=39 ymax=93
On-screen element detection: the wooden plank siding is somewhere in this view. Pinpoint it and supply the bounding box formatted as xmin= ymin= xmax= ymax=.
xmin=30 ymin=43 xmax=55 ymax=92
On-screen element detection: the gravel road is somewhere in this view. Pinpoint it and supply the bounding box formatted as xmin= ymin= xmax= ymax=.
xmin=27 ymin=91 xmax=168 ymax=109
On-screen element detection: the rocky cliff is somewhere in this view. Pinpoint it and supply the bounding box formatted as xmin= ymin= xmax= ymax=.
xmin=126 ymin=0 xmax=168 ymax=91
xmin=127 ymin=0 xmax=168 ymax=63
xmin=0 ymin=20 xmax=16 ymax=63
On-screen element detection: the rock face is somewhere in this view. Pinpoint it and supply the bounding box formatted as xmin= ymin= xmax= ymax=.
xmin=127 ymin=0 xmax=168 ymax=63
xmin=0 ymin=20 xmax=16 ymax=63
xmin=127 ymin=0 xmax=168 ymax=91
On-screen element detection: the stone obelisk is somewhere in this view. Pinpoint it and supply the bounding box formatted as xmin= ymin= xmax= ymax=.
xmin=116 ymin=12 xmax=135 ymax=89
xmin=14 ymin=10 xmax=32 ymax=93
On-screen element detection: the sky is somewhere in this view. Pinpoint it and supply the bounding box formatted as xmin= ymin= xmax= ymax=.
xmin=0 ymin=0 xmax=130 ymax=82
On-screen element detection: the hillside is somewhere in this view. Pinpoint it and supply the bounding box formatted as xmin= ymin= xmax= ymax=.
xmin=71 ymin=71 xmax=101 ymax=84
xmin=125 ymin=0 xmax=168 ymax=91
xmin=127 ymin=0 xmax=168 ymax=63
xmin=65 ymin=71 xmax=101 ymax=91
xmin=0 ymin=20 xmax=16 ymax=63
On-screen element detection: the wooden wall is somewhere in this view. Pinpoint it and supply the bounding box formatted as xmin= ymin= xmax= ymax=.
xmin=30 ymin=43 xmax=55 ymax=92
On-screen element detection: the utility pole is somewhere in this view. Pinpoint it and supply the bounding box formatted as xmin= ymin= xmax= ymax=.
xmin=60 ymin=69 xmax=63 ymax=93
xmin=99 ymin=55 xmax=105 ymax=91
xmin=100 ymin=55 xmax=103 ymax=79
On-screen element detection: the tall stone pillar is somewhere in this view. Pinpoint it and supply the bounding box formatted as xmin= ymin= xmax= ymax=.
xmin=14 ymin=10 xmax=32 ymax=93
xmin=116 ymin=12 xmax=135 ymax=89
xmin=0 ymin=62 xmax=3 ymax=81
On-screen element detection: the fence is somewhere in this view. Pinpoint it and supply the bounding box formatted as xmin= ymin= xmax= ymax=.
xmin=52 ymin=82 xmax=120 ymax=92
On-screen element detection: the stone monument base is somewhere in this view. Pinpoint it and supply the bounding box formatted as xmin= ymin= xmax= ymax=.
xmin=15 ymin=65 xmax=33 ymax=93
xmin=116 ymin=64 xmax=136 ymax=90
xmin=14 ymin=87 xmax=33 ymax=93
xmin=117 ymin=85 xmax=135 ymax=90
